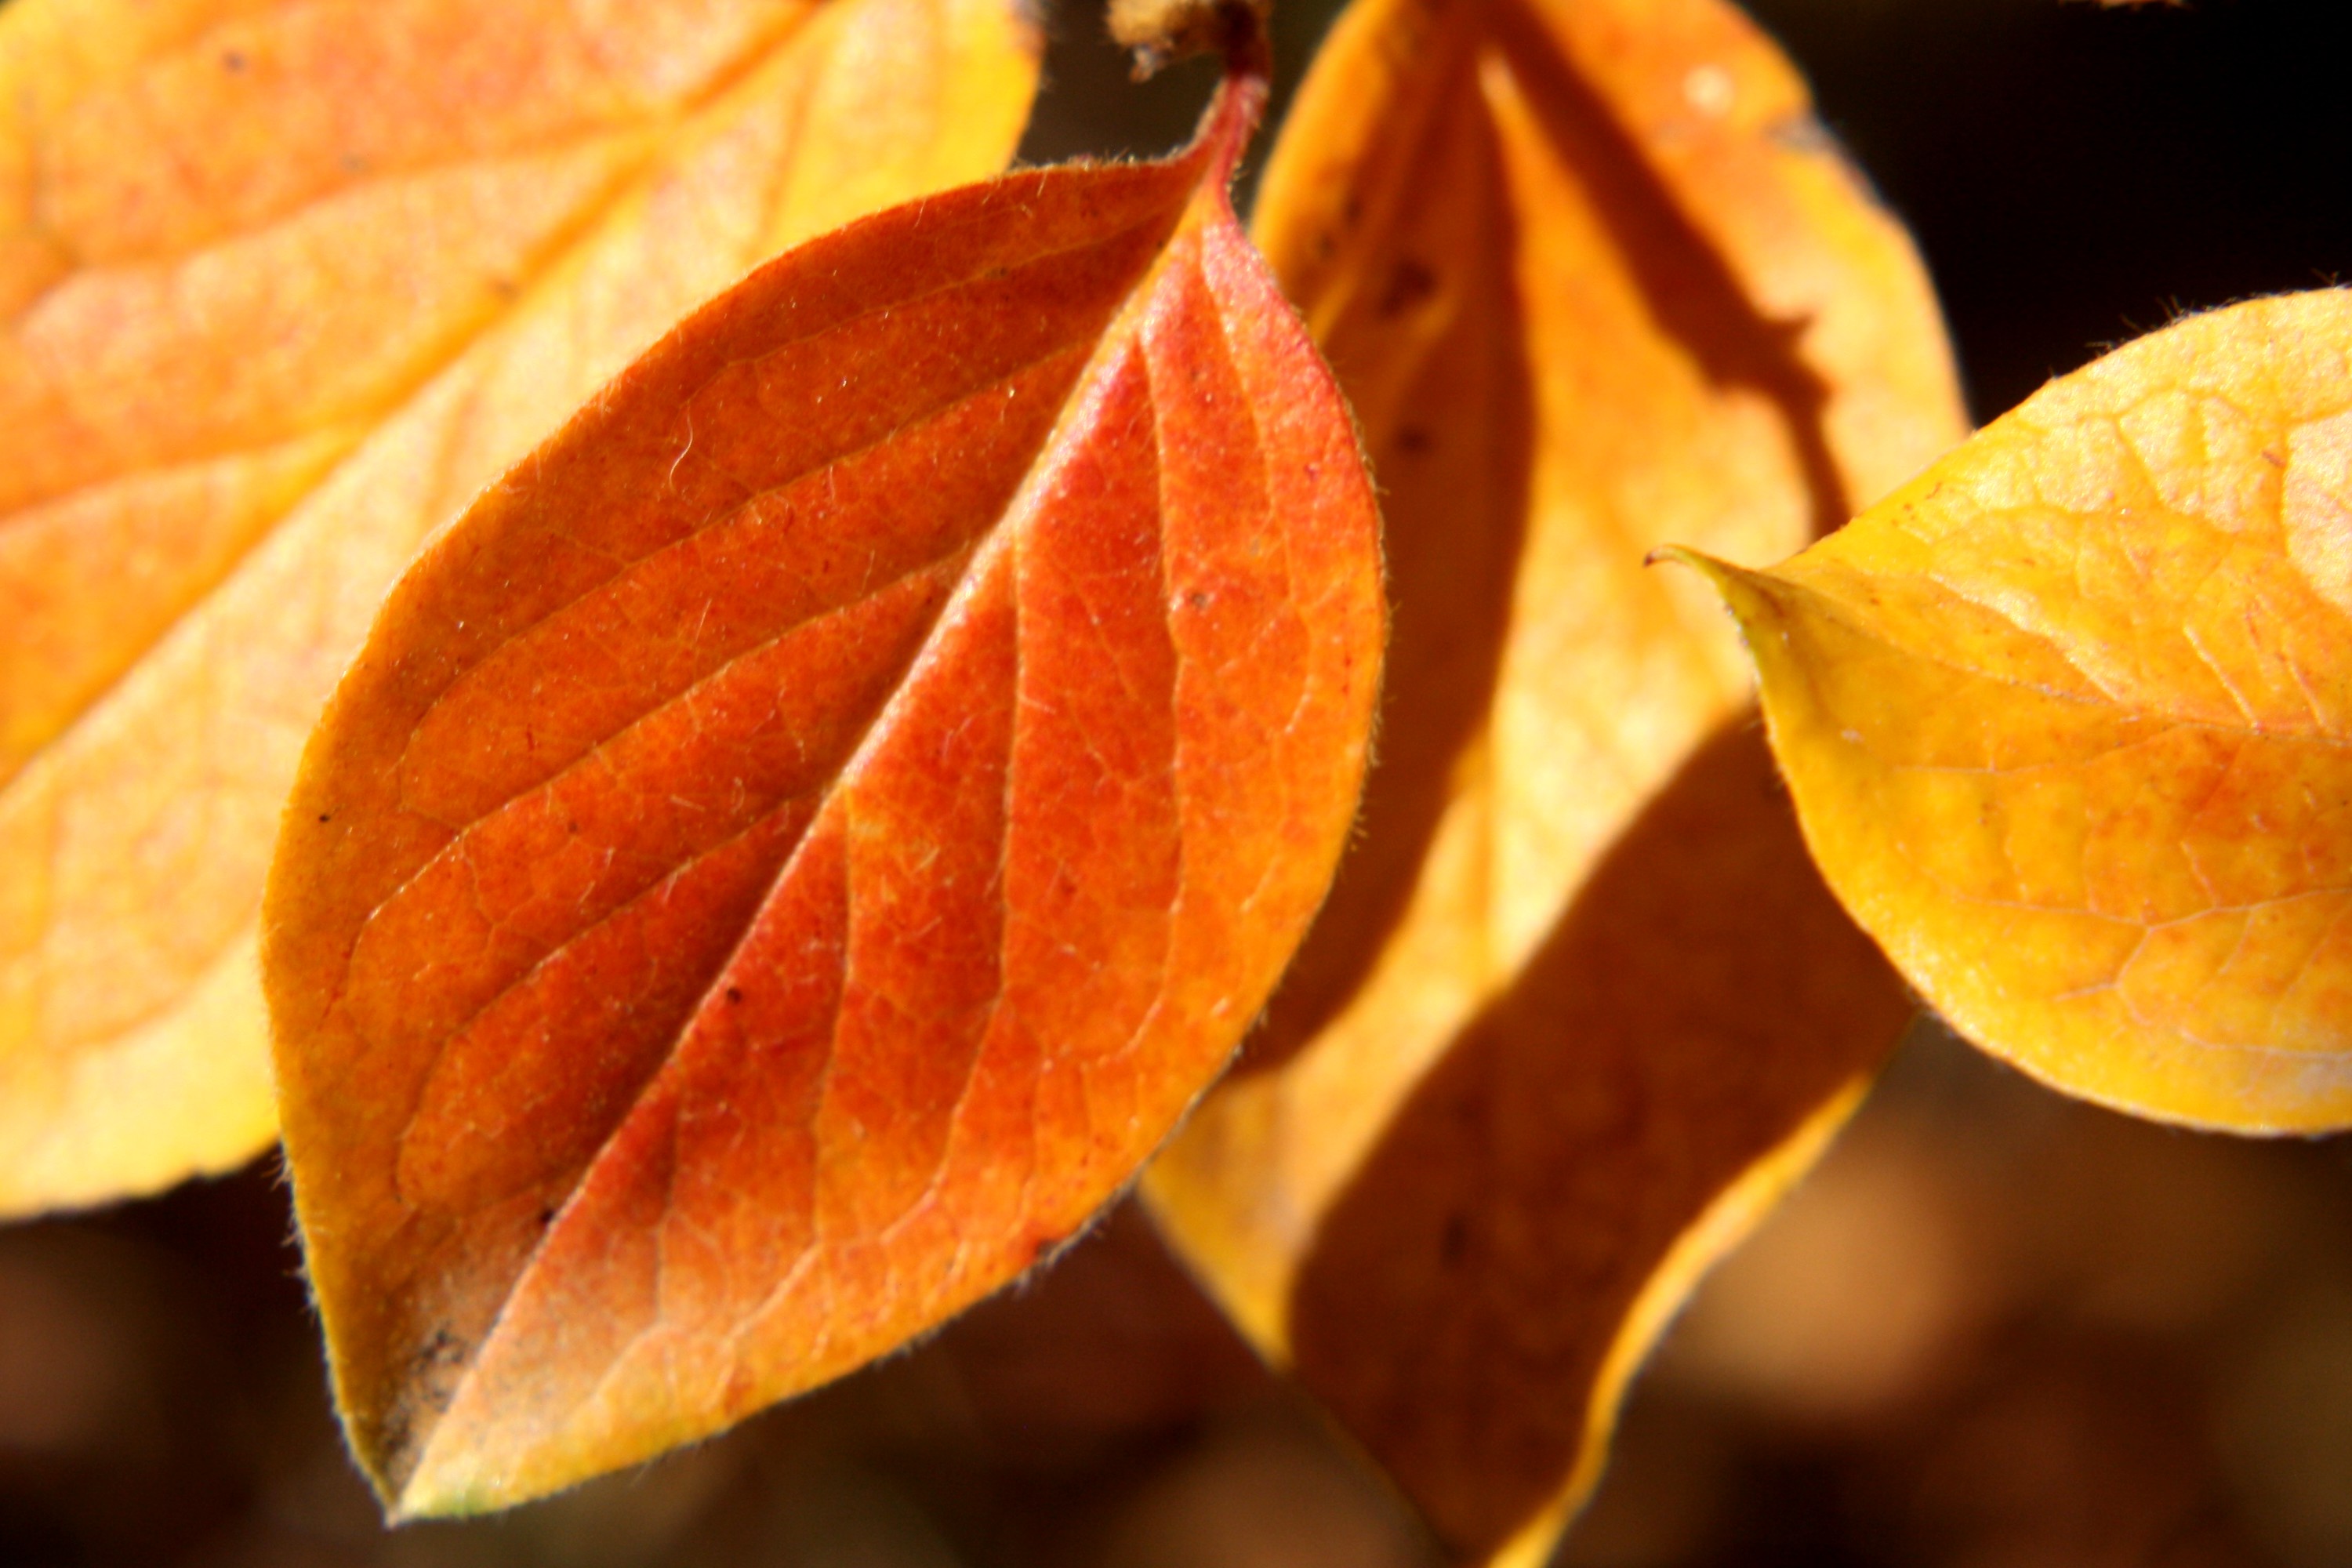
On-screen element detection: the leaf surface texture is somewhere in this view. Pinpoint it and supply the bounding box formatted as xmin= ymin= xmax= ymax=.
xmin=0 ymin=0 xmax=1040 ymax=1214
xmin=1682 ymin=289 xmax=2352 ymax=1134
xmin=262 ymin=78 xmax=1384 ymax=1515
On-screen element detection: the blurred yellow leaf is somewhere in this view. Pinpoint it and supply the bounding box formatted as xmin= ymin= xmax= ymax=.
xmin=0 ymin=0 xmax=1039 ymax=1218
xmin=1674 ymin=289 xmax=2352 ymax=1137
xmin=1142 ymin=0 xmax=1965 ymax=1557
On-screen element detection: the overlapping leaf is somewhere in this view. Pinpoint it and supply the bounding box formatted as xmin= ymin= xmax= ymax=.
xmin=262 ymin=69 xmax=1383 ymax=1517
xmin=1679 ymin=289 xmax=2352 ymax=1136
xmin=0 ymin=0 xmax=1039 ymax=1216
xmin=1140 ymin=0 xmax=1965 ymax=1558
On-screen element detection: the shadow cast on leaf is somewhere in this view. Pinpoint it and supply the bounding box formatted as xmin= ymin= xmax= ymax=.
xmin=1240 ymin=0 xmax=1853 ymax=1077
xmin=1283 ymin=717 xmax=1911 ymax=1560
xmin=1486 ymin=0 xmax=1849 ymax=540
xmin=1244 ymin=60 xmax=1536 ymax=1072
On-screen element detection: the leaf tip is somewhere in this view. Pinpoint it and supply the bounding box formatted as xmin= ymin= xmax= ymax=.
xmin=330 ymin=1381 xmax=482 ymax=1525
xmin=1643 ymin=542 xmax=1711 ymax=574
xmin=384 ymin=1447 xmax=504 ymax=1525
xmin=1648 ymin=542 xmax=1748 ymax=602
xmin=1649 ymin=543 xmax=1771 ymax=614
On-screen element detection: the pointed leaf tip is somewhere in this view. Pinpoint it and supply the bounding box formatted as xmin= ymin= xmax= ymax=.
xmin=263 ymin=74 xmax=1381 ymax=1515
xmin=1651 ymin=545 xmax=1779 ymax=641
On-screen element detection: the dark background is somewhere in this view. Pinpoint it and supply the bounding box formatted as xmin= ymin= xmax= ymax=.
xmin=5 ymin=2 xmax=2352 ymax=1565
xmin=1742 ymin=0 xmax=2352 ymax=423
xmin=1024 ymin=0 xmax=2352 ymax=425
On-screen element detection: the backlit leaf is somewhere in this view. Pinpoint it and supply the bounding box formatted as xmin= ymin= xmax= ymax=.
xmin=1674 ymin=289 xmax=2352 ymax=1136
xmin=0 ymin=0 xmax=1037 ymax=1216
xmin=1141 ymin=0 xmax=1965 ymax=1558
xmin=261 ymin=71 xmax=1383 ymax=1517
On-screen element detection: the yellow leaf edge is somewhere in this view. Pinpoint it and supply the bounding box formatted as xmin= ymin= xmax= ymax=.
xmin=1657 ymin=540 xmax=2352 ymax=1138
xmin=1480 ymin=1072 xmax=1875 ymax=1568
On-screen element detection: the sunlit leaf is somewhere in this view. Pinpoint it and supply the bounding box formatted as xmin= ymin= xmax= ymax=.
xmin=1142 ymin=0 xmax=1965 ymax=1557
xmin=0 ymin=0 xmax=1039 ymax=1216
xmin=261 ymin=67 xmax=1383 ymax=1517
xmin=1673 ymin=289 xmax=2352 ymax=1137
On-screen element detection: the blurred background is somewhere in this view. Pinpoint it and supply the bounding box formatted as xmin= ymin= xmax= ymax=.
xmin=6 ymin=0 xmax=2352 ymax=1563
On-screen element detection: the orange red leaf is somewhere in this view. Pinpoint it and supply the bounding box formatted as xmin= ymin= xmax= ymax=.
xmin=261 ymin=73 xmax=1382 ymax=1516
xmin=1140 ymin=0 xmax=1965 ymax=1558
xmin=0 ymin=0 xmax=1039 ymax=1215
xmin=1675 ymin=289 xmax=2352 ymax=1135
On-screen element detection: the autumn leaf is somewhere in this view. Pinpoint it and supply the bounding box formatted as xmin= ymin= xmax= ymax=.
xmin=0 ymin=0 xmax=1039 ymax=1217
xmin=1140 ymin=0 xmax=1965 ymax=1558
xmin=260 ymin=53 xmax=1384 ymax=1516
xmin=1671 ymin=289 xmax=2352 ymax=1137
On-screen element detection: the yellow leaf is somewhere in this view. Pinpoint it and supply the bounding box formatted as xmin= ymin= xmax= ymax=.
xmin=0 ymin=0 xmax=1039 ymax=1217
xmin=1142 ymin=0 xmax=1965 ymax=1557
xmin=1672 ymin=289 xmax=2352 ymax=1137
